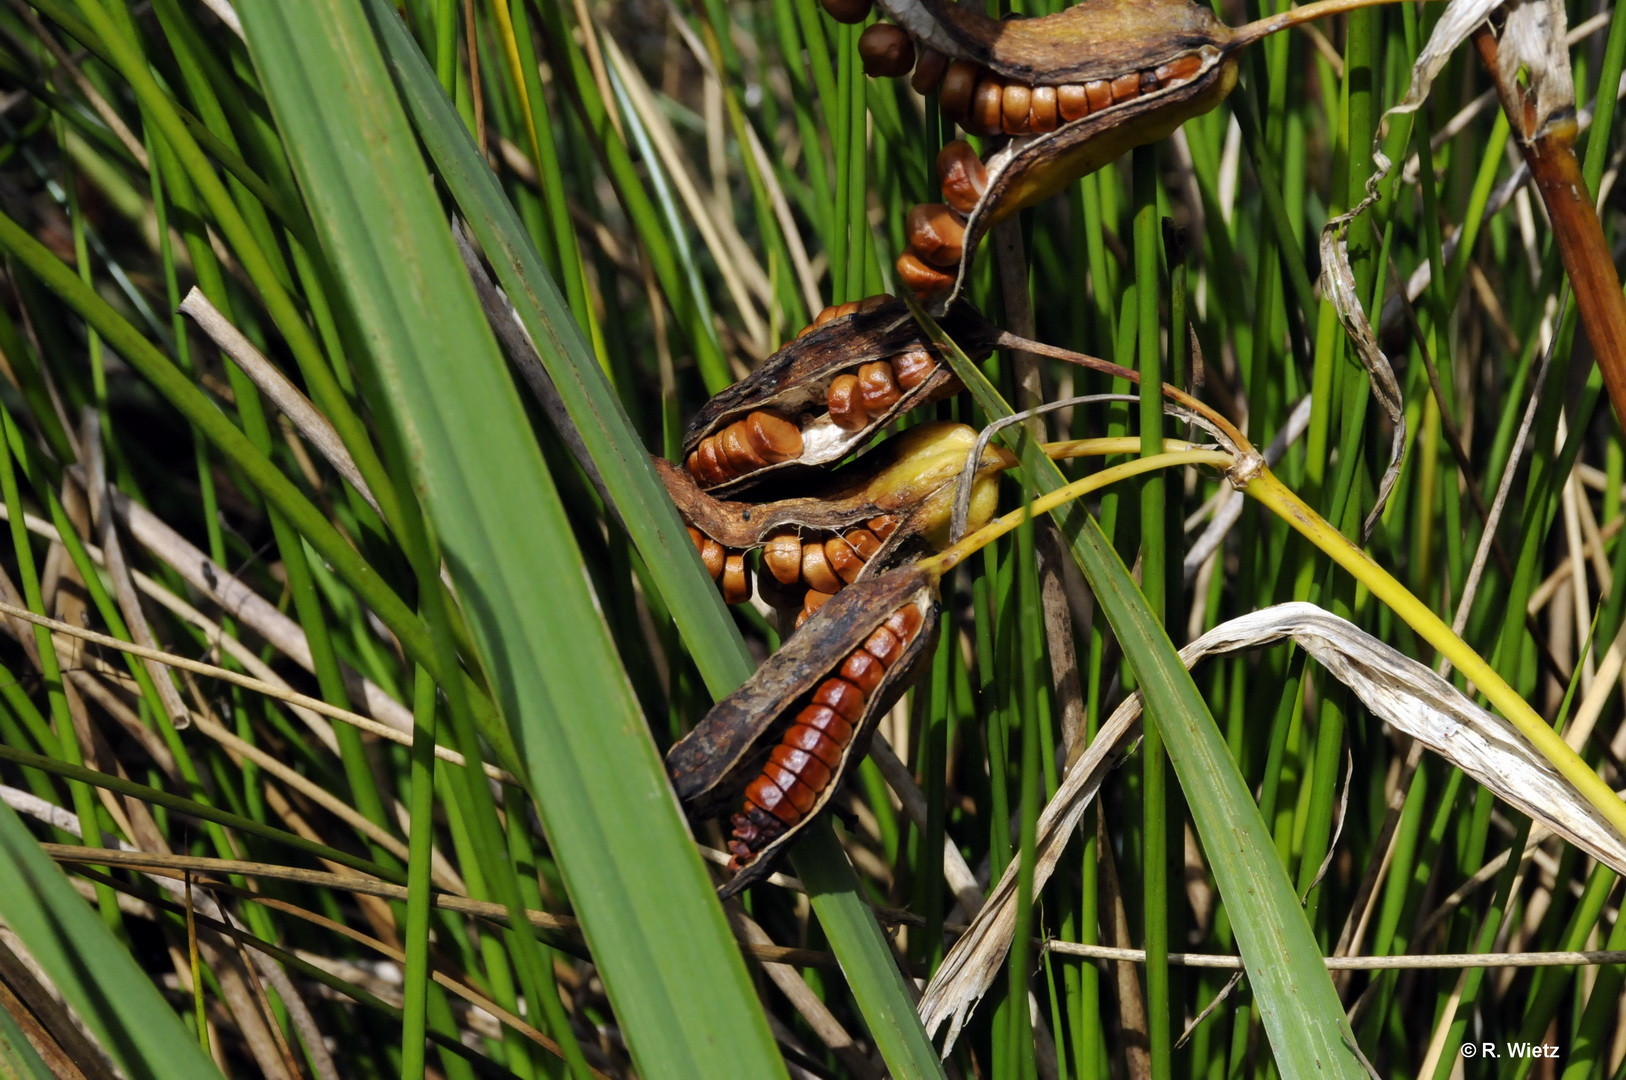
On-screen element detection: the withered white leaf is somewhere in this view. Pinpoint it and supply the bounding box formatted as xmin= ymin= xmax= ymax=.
xmin=918 ymin=600 xmax=1626 ymax=1051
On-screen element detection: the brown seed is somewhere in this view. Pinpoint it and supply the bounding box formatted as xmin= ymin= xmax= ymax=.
xmin=858 ymin=23 xmax=914 ymax=79
xmin=863 ymin=624 xmax=904 ymax=666
xmin=891 ymin=348 xmax=937 ymax=390
xmin=1084 ymin=79 xmax=1112 ymax=111
xmin=840 ymin=650 xmax=886 ymax=695
xmin=763 ymin=764 xmax=819 ymax=813
xmin=938 ymin=60 xmax=979 ymax=121
xmin=763 ymin=530 xmax=803 ymax=585
xmin=798 ymin=702 xmax=854 ymax=743
xmin=801 ymin=543 xmax=844 ymax=594
xmin=689 ymin=438 xmax=726 ymax=485
xmin=745 ymin=775 xmax=799 ymax=825
xmin=811 ymin=303 xmax=842 ymax=328
xmin=971 ymin=75 xmax=1005 ymax=135
xmin=1058 ymin=84 xmax=1090 ymax=122
xmin=911 ymin=47 xmax=947 ymax=94
xmin=819 ymin=0 xmax=872 ymax=24
xmin=1156 ymin=54 xmax=1203 ymax=84
xmin=826 ymin=373 xmax=869 ymax=431
xmin=784 ymin=723 xmax=844 ymax=768
xmin=1110 ymin=72 xmax=1141 ymax=102
xmin=1140 ymin=68 xmax=1159 ymax=92
xmin=686 ymin=525 xmax=705 ymax=554
xmin=770 ymin=744 xmax=833 ymax=793
xmin=756 ymin=565 xmax=805 ymax=611
xmin=937 ymin=141 xmax=988 ymax=214
xmin=869 ymin=514 xmax=898 ymax=539
xmin=813 ymin=678 xmax=867 ymax=723
xmin=824 ymin=535 xmax=865 ymax=584
xmin=722 ymin=552 xmax=752 ymax=604
xmin=906 ymin=203 xmax=966 ymax=268
xmin=1029 ymin=85 xmax=1058 ymax=133
xmin=1001 ymin=83 xmax=1032 ymax=134
xmin=699 ymin=537 xmax=725 ymax=579
xmin=885 ymin=603 xmax=925 ymax=642
xmin=857 ymin=294 xmax=892 ymax=313
xmin=797 ymin=589 xmax=836 ymax=628
xmin=856 ymin=361 xmax=900 ymax=414
xmin=719 ymin=423 xmax=759 ymax=471
xmin=843 ymin=527 xmax=882 ymax=560
xmin=895 ymin=252 xmax=956 ymax=298
xmin=745 ymin=411 xmax=803 ymax=463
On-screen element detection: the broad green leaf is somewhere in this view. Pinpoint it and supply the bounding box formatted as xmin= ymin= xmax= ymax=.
xmin=233 ymin=2 xmax=786 ymax=1075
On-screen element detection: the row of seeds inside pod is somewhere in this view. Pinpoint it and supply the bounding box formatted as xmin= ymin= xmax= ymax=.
xmin=687 ymin=515 xmax=898 ymax=624
xmin=895 ymin=141 xmax=986 ymax=300
xmin=857 ymin=24 xmax=1206 ymax=138
xmin=683 ymin=298 xmax=945 ymax=489
xmin=728 ymin=602 xmax=926 ymax=870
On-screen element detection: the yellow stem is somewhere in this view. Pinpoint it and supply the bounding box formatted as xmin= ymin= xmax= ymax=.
xmin=1040 ymin=437 xmax=1199 ymax=461
xmin=924 ymin=450 xmax=1234 ymax=575
xmin=1246 ymin=468 xmax=1626 ymax=843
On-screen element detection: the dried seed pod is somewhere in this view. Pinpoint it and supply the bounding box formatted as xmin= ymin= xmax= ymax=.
xmin=878 ymin=0 xmax=1241 ymax=312
xmin=679 ymin=296 xmax=995 ymax=496
xmin=667 ymin=566 xmax=941 ymax=896
xmin=858 ymin=23 xmax=915 ymax=78
xmin=665 ymin=423 xmax=1011 ymax=621
xmin=819 ymin=0 xmax=871 ymax=24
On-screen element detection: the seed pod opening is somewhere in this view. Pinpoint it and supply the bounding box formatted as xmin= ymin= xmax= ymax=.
xmin=665 ymin=565 xmax=941 ymax=896
xmin=678 ymin=296 xmax=997 ymax=496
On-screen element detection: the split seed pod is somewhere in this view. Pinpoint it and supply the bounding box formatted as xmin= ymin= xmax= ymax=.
xmin=663 ymin=422 xmax=1015 ymax=617
xmin=666 ymin=564 xmax=941 ymax=896
xmin=680 ymin=296 xmax=998 ymax=495
xmin=879 ymin=0 xmax=1242 ymax=306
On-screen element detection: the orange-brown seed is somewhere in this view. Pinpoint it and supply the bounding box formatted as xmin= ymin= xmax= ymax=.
xmin=770 ymin=744 xmax=833 ymax=793
xmin=763 ymin=764 xmax=819 ymax=813
xmin=784 ymin=723 xmax=844 ymax=768
xmin=745 ymin=775 xmax=799 ymax=825
xmin=1057 ymin=83 xmax=1090 ymax=122
xmin=1110 ymin=72 xmax=1141 ymax=102
xmin=843 ymin=527 xmax=882 ymax=560
xmin=971 ymin=75 xmax=1005 ymax=135
xmin=840 ymin=650 xmax=887 ymax=695
xmin=936 ymin=141 xmax=988 ymax=214
xmin=699 ymin=536 xmax=725 ymax=579
xmin=826 ymin=374 xmax=868 ymax=431
xmin=869 ymin=515 xmax=898 ymax=539
xmin=798 ymin=702 xmax=854 ymax=743
xmin=814 ymin=678 xmax=867 ymax=722
xmin=856 ymin=361 xmax=900 ymax=414
xmin=722 ymin=553 xmax=752 ymax=605
xmin=801 ymin=544 xmax=844 ymax=594
xmin=824 ymin=535 xmax=866 ymax=584
xmin=863 ymin=624 xmax=904 ymax=666
xmin=1140 ymin=68 xmax=1159 ymax=92
xmin=745 ymin=411 xmax=803 ymax=463
xmin=1001 ymin=83 xmax=1032 ymax=133
xmin=1156 ymin=54 xmax=1203 ymax=84
xmin=1029 ymin=85 xmax=1058 ymax=133
xmin=891 ymin=348 xmax=937 ymax=390
xmin=763 ymin=530 xmax=803 ymax=585
xmin=1084 ymin=79 xmax=1112 ymax=111
xmin=719 ymin=423 xmax=759 ymax=471
xmin=885 ymin=604 xmax=925 ymax=642
xmin=896 ymin=252 xmax=956 ymax=298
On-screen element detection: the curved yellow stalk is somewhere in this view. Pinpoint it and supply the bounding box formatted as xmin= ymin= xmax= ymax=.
xmin=1246 ymin=467 xmax=1626 ymax=843
xmin=924 ymin=449 xmax=1234 ymax=574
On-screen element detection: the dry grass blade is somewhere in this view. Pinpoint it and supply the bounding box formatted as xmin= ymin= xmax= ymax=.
xmin=919 ymin=601 xmax=1626 ymax=1045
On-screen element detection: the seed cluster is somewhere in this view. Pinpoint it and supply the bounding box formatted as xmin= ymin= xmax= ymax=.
xmin=687 ymin=515 xmax=900 ymax=623
xmin=895 ymin=141 xmax=986 ymax=300
xmin=683 ymin=295 xmax=950 ymax=489
xmin=727 ymin=603 xmax=926 ymax=873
